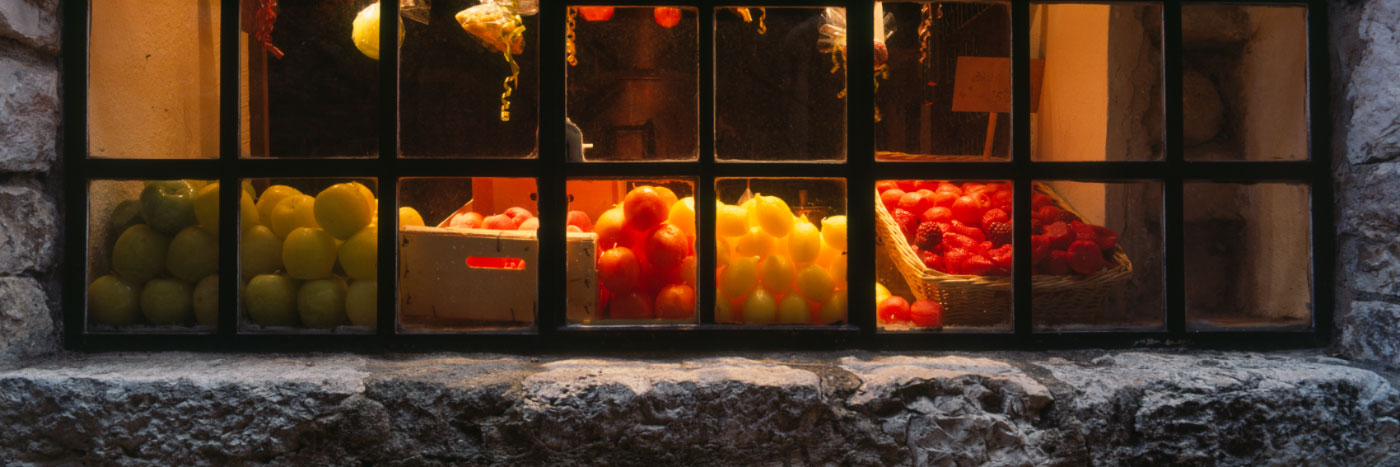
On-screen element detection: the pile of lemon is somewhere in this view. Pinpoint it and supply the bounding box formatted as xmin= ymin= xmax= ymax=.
xmin=715 ymin=195 xmax=848 ymax=325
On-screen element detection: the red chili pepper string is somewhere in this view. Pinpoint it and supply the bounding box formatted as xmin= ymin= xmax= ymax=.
xmin=256 ymin=0 xmax=285 ymax=59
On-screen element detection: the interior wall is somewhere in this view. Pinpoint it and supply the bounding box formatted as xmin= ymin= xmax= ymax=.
xmin=1033 ymin=5 xmax=1108 ymax=222
xmin=88 ymin=0 xmax=221 ymax=159
xmin=1241 ymin=7 xmax=1309 ymax=161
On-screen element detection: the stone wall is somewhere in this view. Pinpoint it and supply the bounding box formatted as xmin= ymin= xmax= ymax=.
xmin=1331 ymin=0 xmax=1400 ymax=368
xmin=0 ymin=0 xmax=59 ymax=365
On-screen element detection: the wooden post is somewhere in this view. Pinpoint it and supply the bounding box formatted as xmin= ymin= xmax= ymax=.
xmin=983 ymin=112 xmax=997 ymax=160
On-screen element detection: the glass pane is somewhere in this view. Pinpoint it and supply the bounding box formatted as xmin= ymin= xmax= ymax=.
xmin=240 ymin=1 xmax=379 ymax=158
xmin=1031 ymin=181 xmax=1163 ymax=331
xmin=566 ymin=179 xmax=697 ymax=324
xmin=1186 ymin=183 xmax=1312 ymax=330
xmin=401 ymin=1 xmax=538 ymax=157
xmin=566 ymin=7 xmax=698 ymax=161
xmin=1030 ymin=3 xmax=1163 ymax=161
xmin=715 ymin=7 xmax=846 ymax=161
xmin=398 ymin=177 xmax=538 ymax=332
xmin=876 ymin=1 xmax=1011 ymax=161
xmin=715 ymin=178 xmax=848 ymax=325
xmin=86 ymin=179 xmax=219 ymax=333
xmin=1182 ymin=4 xmax=1307 ymax=161
xmin=876 ymin=180 xmax=1013 ymax=331
xmin=239 ymin=178 xmax=379 ymax=333
xmin=88 ymin=1 xmax=221 ymax=159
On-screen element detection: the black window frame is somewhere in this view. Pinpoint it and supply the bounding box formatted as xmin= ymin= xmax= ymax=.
xmin=62 ymin=0 xmax=1334 ymax=351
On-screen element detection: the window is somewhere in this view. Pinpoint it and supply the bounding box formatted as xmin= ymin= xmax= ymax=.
xmin=66 ymin=0 xmax=1332 ymax=350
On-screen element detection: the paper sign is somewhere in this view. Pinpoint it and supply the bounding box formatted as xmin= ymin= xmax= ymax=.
xmin=951 ymin=57 xmax=1045 ymax=113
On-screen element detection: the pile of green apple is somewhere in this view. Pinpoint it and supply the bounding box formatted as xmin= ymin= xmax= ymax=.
xmin=87 ymin=179 xmax=230 ymax=328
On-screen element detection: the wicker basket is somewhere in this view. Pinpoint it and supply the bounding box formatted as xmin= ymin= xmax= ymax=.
xmin=875 ymin=184 xmax=1133 ymax=327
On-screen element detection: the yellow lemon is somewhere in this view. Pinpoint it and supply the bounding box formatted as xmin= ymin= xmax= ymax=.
xmin=759 ymin=255 xmax=796 ymax=296
xmin=282 ymin=227 xmax=338 ymax=280
xmin=668 ymin=197 xmax=696 ymax=239
xmin=828 ymin=253 xmax=847 ymax=290
xmin=754 ymin=195 xmax=794 ymax=237
xmin=193 ymin=183 xmax=259 ymax=234
xmin=716 ymin=237 xmax=731 ymax=269
xmin=719 ymin=256 xmax=759 ymax=300
xmin=819 ymin=289 xmax=848 ymax=324
xmin=787 ymin=220 xmax=822 ymax=264
xmin=742 ymin=287 xmax=777 ymax=324
xmin=399 ymin=207 xmax=425 ymax=228
xmin=338 ymin=226 xmax=378 ymax=280
xmin=270 ymin=194 xmax=318 ymax=239
xmin=716 ymin=204 xmax=749 ymax=237
xmin=345 ymin=280 xmax=377 ymax=328
xmin=875 ymin=282 xmax=891 ymax=305
xmin=715 ymin=294 xmax=738 ymax=323
xmin=777 ymin=293 xmax=810 ymax=325
xmin=256 ymin=185 xmax=302 ymax=224
xmin=821 ymin=215 xmax=847 ymax=252
xmin=351 ymin=3 xmax=404 ymax=60
xmin=735 ymin=226 xmax=775 ymax=258
xmin=314 ymin=183 xmax=372 ymax=240
xmin=796 ymin=264 xmax=835 ymax=304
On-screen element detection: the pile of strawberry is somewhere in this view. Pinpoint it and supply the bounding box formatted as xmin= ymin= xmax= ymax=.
xmin=880 ymin=180 xmax=1119 ymax=276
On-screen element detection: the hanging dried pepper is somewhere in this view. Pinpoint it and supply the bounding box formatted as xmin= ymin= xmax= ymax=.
xmin=919 ymin=4 xmax=932 ymax=66
xmin=566 ymin=7 xmax=578 ymax=66
xmin=255 ymin=0 xmax=284 ymax=59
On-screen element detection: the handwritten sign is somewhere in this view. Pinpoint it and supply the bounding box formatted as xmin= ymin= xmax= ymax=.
xmin=951 ymin=57 xmax=1045 ymax=113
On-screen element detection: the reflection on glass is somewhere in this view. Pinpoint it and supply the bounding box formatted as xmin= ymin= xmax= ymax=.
xmin=401 ymin=1 xmax=538 ymax=157
xmin=566 ymin=179 xmax=697 ymax=324
xmin=398 ymin=177 xmax=538 ymax=331
xmin=1186 ymin=183 xmax=1312 ymax=330
xmin=566 ymin=7 xmax=698 ymax=161
xmin=240 ymin=1 xmax=379 ymax=158
xmin=1182 ymin=4 xmax=1307 ymax=161
xmin=87 ymin=179 xmax=219 ymax=332
xmin=89 ymin=1 xmax=221 ymax=159
xmin=715 ymin=178 xmax=847 ymax=325
xmin=875 ymin=180 xmax=1012 ymax=331
xmin=715 ymin=7 xmax=846 ymax=161
xmin=1030 ymin=3 xmax=1163 ymax=161
xmin=876 ymin=2 xmax=1011 ymax=161
xmin=1031 ymin=181 xmax=1163 ymax=331
xmin=239 ymin=178 xmax=378 ymax=333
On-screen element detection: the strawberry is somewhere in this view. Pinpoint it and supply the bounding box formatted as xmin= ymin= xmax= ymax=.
xmin=985 ymin=221 xmax=1013 ymax=247
xmin=1067 ymin=240 xmax=1107 ymax=275
xmin=1071 ymin=221 xmax=1098 ymax=243
xmin=899 ymin=191 xmax=933 ymax=214
xmin=913 ymin=180 xmax=940 ymax=192
xmin=913 ymin=221 xmax=943 ymax=251
xmin=919 ymin=249 xmax=943 ymax=271
xmin=1043 ymin=221 xmax=1075 ymax=250
xmin=896 ymin=180 xmax=918 ymax=192
xmin=936 ymin=182 xmax=963 ymax=196
xmin=939 ymin=231 xmax=978 ymax=252
xmin=978 ymin=241 xmax=993 ymax=256
xmin=931 ymin=191 xmax=959 ymax=208
xmin=1091 ymin=225 xmax=1118 ymax=250
xmin=962 ymin=254 xmax=995 ymax=275
xmin=1031 ymin=235 xmax=1051 ymax=265
xmin=1031 ymin=193 xmax=1053 ymax=210
xmin=988 ymin=244 xmax=1014 ymax=270
xmin=1034 ymin=205 xmax=1063 ymax=224
xmin=951 ymin=195 xmax=988 ymax=226
xmin=1042 ymin=250 xmax=1071 ymax=275
xmin=982 ymin=208 xmax=1010 ymax=227
xmin=892 ymin=208 xmax=918 ymax=241
xmin=950 ymin=220 xmax=986 ymax=243
xmin=942 ymin=249 xmax=972 ymax=274
xmin=991 ymin=191 xmax=1014 ymax=213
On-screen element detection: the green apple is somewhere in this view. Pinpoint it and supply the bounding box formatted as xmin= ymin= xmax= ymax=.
xmin=88 ymin=275 xmax=141 ymax=326
xmin=240 ymin=225 xmax=283 ymax=281
xmin=109 ymin=199 xmax=145 ymax=233
xmin=345 ymin=280 xmax=376 ymax=328
xmin=140 ymin=180 xmax=197 ymax=234
xmin=140 ymin=278 xmax=193 ymax=325
xmin=193 ymin=274 xmax=219 ymax=326
xmin=166 ymin=226 xmax=219 ymax=282
xmin=194 ymin=183 xmax=260 ymax=235
xmin=244 ymin=274 xmax=299 ymax=327
xmin=297 ymin=278 xmax=348 ymax=329
xmin=112 ymin=224 xmax=170 ymax=285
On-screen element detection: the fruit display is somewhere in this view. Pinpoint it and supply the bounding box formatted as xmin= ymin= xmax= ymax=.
xmin=570 ymin=183 xmax=697 ymax=322
xmin=239 ymin=180 xmax=380 ymax=331
xmin=878 ymin=180 xmax=1120 ymax=277
xmin=87 ymin=179 xmax=229 ymax=329
xmin=715 ymin=186 xmax=848 ymax=325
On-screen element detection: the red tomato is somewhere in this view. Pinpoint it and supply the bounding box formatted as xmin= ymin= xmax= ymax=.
xmin=578 ymin=7 xmax=615 ymax=22
xmin=910 ymin=300 xmax=943 ymax=328
xmin=653 ymin=7 xmax=682 ymax=28
xmin=611 ymin=292 xmax=653 ymax=319
xmin=598 ymin=247 xmax=641 ymax=294
xmin=655 ymin=284 xmax=696 ymax=319
xmin=877 ymin=296 xmax=910 ymax=324
xmin=644 ymin=224 xmax=690 ymax=272
xmin=880 ymin=189 xmax=905 ymax=211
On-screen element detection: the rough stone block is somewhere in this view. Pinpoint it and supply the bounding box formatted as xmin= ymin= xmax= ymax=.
xmin=1341 ymin=0 xmax=1400 ymax=165
xmin=1339 ymin=300 xmax=1400 ymax=369
xmin=0 ymin=51 xmax=58 ymax=173
xmin=0 ymin=0 xmax=59 ymax=54
xmin=0 ymin=185 xmax=56 ymax=275
xmin=0 ymin=277 xmax=54 ymax=363
xmin=0 ymin=352 xmax=1395 ymax=465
